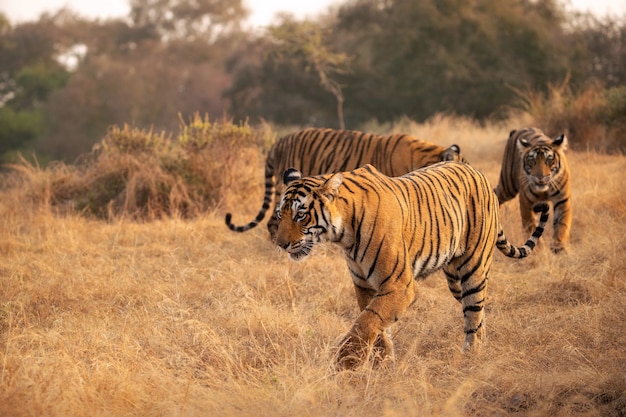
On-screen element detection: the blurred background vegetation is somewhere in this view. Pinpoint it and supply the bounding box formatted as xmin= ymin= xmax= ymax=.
xmin=0 ymin=0 xmax=625 ymax=165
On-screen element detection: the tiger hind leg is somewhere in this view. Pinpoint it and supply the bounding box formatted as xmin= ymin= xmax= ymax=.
xmin=462 ymin=271 xmax=488 ymax=351
xmin=446 ymin=263 xmax=489 ymax=351
xmin=444 ymin=270 xmax=462 ymax=302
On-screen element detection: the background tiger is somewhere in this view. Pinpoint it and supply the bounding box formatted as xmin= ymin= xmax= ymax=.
xmin=225 ymin=127 xmax=466 ymax=240
xmin=494 ymin=127 xmax=571 ymax=254
xmin=275 ymin=162 xmax=549 ymax=370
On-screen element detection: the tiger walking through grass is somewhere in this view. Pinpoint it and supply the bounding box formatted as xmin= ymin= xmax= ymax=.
xmin=494 ymin=127 xmax=571 ymax=253
xmin=274 ymin=162 xmax=549 ymax=370
xmin=225 ymin=127 xmax=466 ymax=240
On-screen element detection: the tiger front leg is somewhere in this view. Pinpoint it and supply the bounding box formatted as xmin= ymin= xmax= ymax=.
xmin=551 ymin=198 xmax=572 ymax=254
xmin=335 ymin=284 xmax=380 ymax=370
xmin=336 ymin=318 xmax=378 ymax=371
xmin=372 ymin=329 xmax=395 ymax=366
xmin=336 ymin=270 xmax=415 ymax=370
xmin=266 ymin=213 xmax=279 ymax=242
xmin=267 ymin=188 xmax=284 ymax=241
xmin=349 ymin=284 xmax=396 ymax=366
xmin=519 ymin=195 xmax=542 ymax=249
xmin=337 ymin=328 xmax=394 ymax=369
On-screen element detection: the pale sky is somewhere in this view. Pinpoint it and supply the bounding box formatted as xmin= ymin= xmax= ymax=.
xmin=0 ymin=0 xmax=625 ymax=27
xmin=0 ymin=0 xmax=338 ymax=26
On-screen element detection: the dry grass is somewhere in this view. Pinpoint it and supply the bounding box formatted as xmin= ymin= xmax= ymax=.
xmin=1 ymin=116 xmax=625 ymax=416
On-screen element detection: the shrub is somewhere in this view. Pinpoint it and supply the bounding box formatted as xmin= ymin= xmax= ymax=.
xmin=514 ymin=79 xmax=626 ymax=152
xmin=5 ymin=114 xmax=273 ymax=221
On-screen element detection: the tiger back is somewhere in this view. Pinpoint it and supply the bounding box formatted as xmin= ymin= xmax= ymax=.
xmin=494 ymin=127 xmax=571 ymax=253
xmin=275 ymin=162 xmax=549 ymax=370
xmin=225 ymin=127 xmax=466 ymax=240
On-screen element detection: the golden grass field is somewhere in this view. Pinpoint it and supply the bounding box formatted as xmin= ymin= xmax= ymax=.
xmin=1 ymin=117 xmax=625 ymax=416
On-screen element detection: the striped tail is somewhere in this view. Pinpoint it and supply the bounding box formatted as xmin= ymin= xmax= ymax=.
xmin=225 ymin=161 xmax=275 ymax=233
xmin=496 ymin=203 xmax=549 ymax=258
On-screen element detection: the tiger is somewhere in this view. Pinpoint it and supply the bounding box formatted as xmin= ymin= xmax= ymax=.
xmin=274 ymin=162 xmax=549 ymax=370
xmin=225 ymin=127 xmax=466 ymax=240
xmin=494 ymin=127 xmax=571 ymax=254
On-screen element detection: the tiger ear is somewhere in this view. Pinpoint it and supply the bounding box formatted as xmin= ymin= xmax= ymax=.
xmin=283 ymin=168 xmax=302 ymax=185
xmin=321 ymin=172 xmax=343 ymax=199
xmin=518 ymin=136 xmax=532 ymax=149
xmin=440 ymin=144 xmax=461 ymax=161
xmin=553 ymin=134 xmax=568 ymax=150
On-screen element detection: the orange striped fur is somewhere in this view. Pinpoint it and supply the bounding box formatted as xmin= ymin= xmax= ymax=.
xmin=276 ymin=162 xmax=548 ymax=370
xmin=225 ymin=127 xmax=465 ymax=239
xmin=495 ymin=127 xmax=571 ymax=253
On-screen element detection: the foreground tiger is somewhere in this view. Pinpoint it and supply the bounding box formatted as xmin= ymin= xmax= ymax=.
xmin=494 ymin=127 xmax=571 ymax=253
xmin=275 ymin=162 xmax=549 ymax=370
xmin=225 ymin=127 xmax=465 ymax=240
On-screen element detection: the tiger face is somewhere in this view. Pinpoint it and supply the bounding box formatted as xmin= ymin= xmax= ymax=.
xmin=518 ymin=134 xmax=566 ymax=195
xmin=274 ymin=168 xmax=342 ymax=261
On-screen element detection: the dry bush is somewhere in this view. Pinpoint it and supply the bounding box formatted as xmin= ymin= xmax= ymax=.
xmin=514 ymin=78 xmax=626 ymax=152
xmin=0 ymin=115 xmax=625 ymax=417
xmin=4 ymin=114 xmax=272 ymax=221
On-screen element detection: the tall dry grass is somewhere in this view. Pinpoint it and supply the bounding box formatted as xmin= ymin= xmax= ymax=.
xmin=1 ymin=116 xmax=625 ymax=416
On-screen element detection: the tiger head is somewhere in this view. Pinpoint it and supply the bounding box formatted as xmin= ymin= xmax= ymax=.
xmin=516 ymin=130 xmax=567 ymax=194
xmin=274 ymin=168 xmax=343 ymax=261
xmin=440 ymin=144 xmax=465 ymax=163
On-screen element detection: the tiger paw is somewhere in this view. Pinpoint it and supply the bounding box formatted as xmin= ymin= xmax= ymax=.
xmin=371 ymin=331 xmax=395 ymax=366
xmin=336 ymin=333 xmax=371 ymax=371
xmin=550 ymin=241 xmax=567 ymax=254
xmin=462 ymin=338 xmax=483 ymax=353
xmin=462 ymin=324 xmax=485 ymax=352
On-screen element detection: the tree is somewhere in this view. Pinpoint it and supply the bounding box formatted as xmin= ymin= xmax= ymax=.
xmin=129 ymin=0 xmax=249 ymax=40
xmin=228 ymin=0 xmax=586 ymax=127
xmin=267 ymin=17 xmax=352 ymax=129
xmin=0 ymin=13 xmax=70 ymax=160
xmin=565 ymin=14 xmax=626 ymax=88
xmin=334 ymin=0 xmax=571 ymax=121
xmin=15 ymin=2 xmax=252 ymax=161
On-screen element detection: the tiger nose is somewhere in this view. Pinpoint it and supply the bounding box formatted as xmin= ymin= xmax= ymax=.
xmin=276 ymin=238 xmax=289 ymax=250
xmin=536 ymin=176 xmax=550 ymax=185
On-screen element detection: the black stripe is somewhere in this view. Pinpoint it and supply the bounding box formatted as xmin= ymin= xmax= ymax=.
xmin=364 ymin=308 xmax=384 ymax=323
xmin=553 ymin=198 xmax=568 ymax=211
xmin=462 ymin=277 xmax=487 ymax=299
xmin=463 ymin=305 xmax=483 ymax=313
